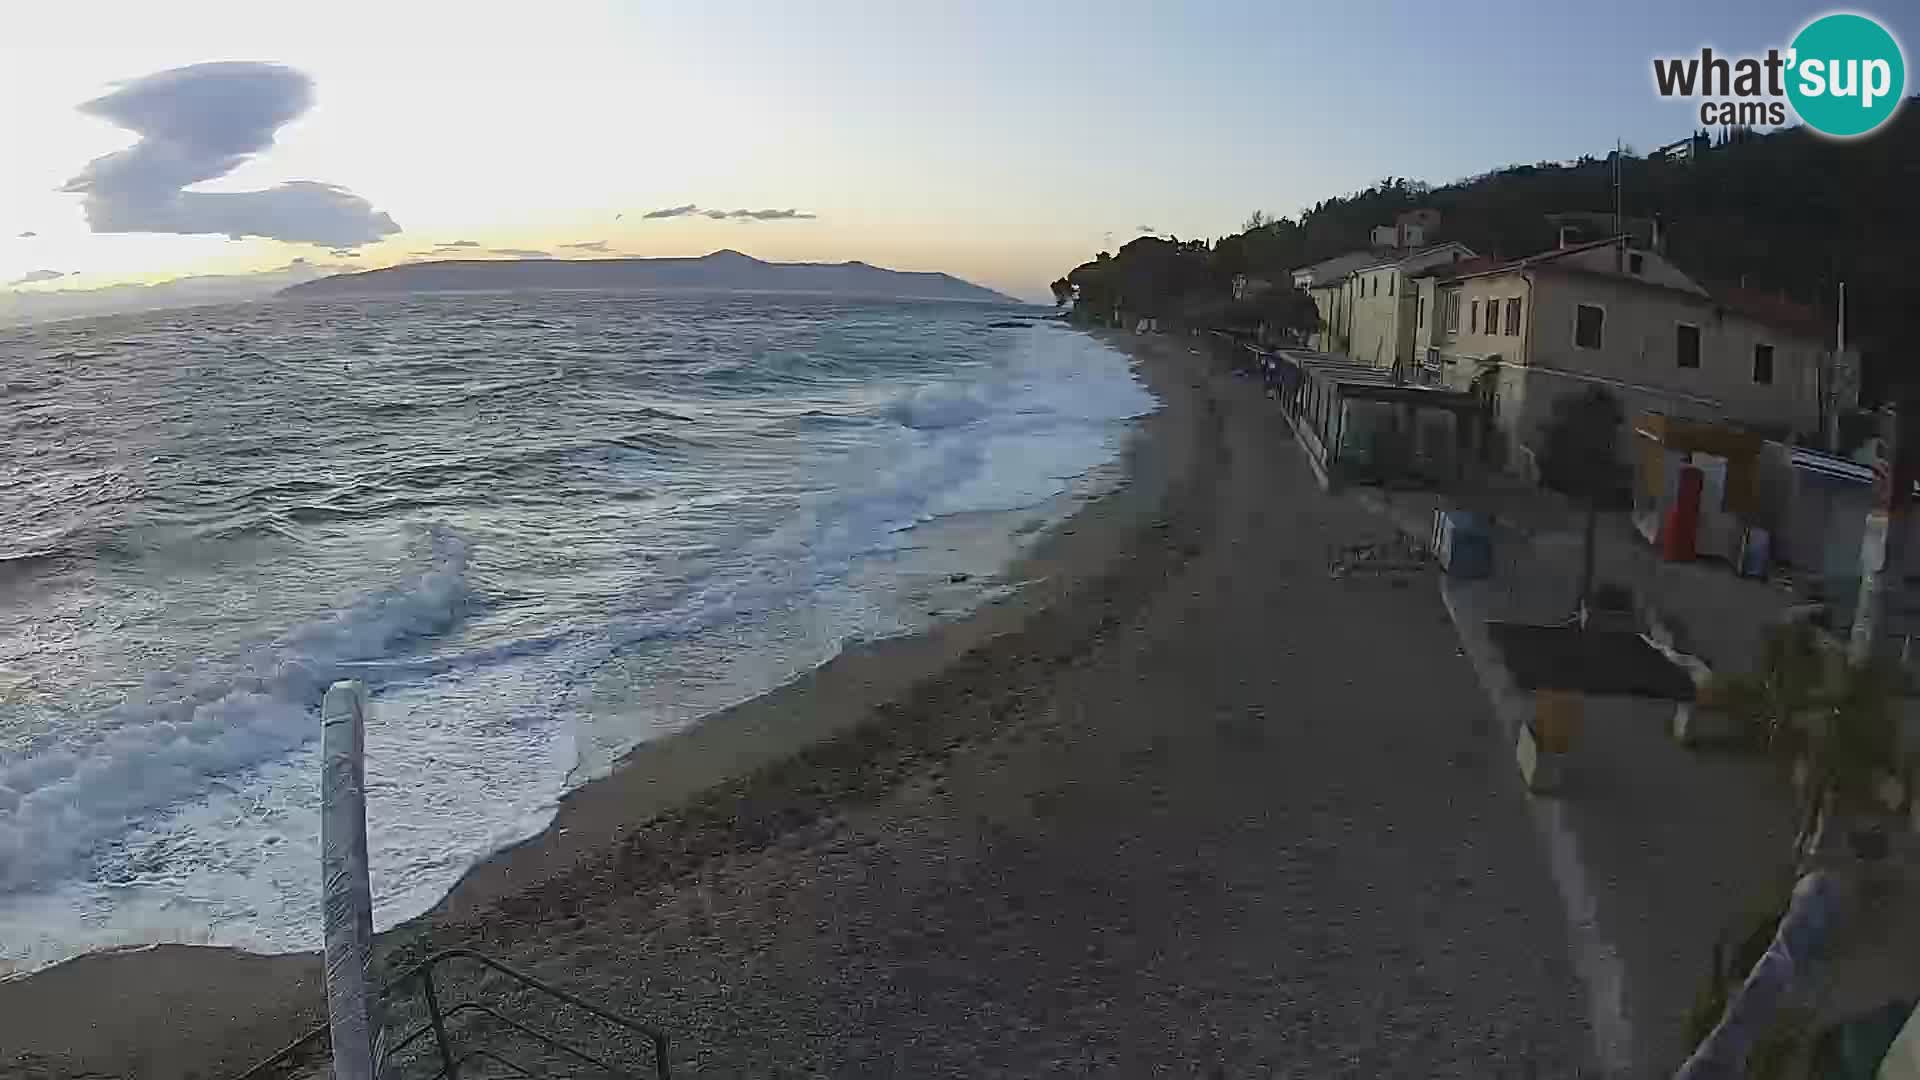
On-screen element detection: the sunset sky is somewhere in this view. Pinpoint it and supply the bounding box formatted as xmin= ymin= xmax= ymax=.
xmin=2 ymin=0 xmax=1911 ymax=303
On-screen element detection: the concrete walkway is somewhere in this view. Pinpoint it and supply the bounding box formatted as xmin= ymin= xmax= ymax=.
xmin=1355 ymin=488 xmax=1806 ymax=1075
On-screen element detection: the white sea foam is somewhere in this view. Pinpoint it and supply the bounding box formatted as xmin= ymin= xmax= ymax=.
xmin=883 ymin=383 xmax=991 ymax=430
xmin=0 ymin=315 xmax=1158 ymax=972
xmin=0 ymin=527 xmax=470 ymax=895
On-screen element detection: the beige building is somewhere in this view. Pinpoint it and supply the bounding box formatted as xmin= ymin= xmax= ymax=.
xmin=1324 ymin=242 xmax=1475 ymax=371
xmin=1292 ymin=250 xmax=1378 ymax=352
xmin=1407 ymin=236 xmax=1842 ymax=474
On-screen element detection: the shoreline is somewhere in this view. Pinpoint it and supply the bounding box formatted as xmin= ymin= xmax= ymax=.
xmin=1 ymin=328 xmax=1213 ymax=1078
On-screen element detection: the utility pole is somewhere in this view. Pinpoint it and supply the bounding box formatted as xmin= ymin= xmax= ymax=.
xmin=1612 ymin=139 xmax=1625 ymax=274
xmin=1829 ymin=282 xmax=1846 ymax=453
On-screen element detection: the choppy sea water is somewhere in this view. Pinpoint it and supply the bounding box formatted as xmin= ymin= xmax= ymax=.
xmin=0 ymin=293 xmax=1157 ymax=973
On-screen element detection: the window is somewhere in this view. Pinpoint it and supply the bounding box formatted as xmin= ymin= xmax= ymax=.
xmin=1676 ymin=323 xmax=1700 ymax=368
xmin=1417 ymin=294 xmax=1425 ymax=326
xmin=1504 ymin=297 xmax=1522 ymax=335
xmin=1575 ymin=304 xmax=1605 ymax=349
xmin=1372 ymin=275 xmax=1379 ymax=296
xmin=1442 ymin=290 xmax=1461 ymax=333
xmin=1388 ymin=275 xmax=1395 ymax=297
xmin=1629 ymin=253 xmax=1645 ymax=275
xmin=1469 ymin=299 xmax=1480 ymax=334
xmin=1753 ymin=343 xmax=1774 ymax=384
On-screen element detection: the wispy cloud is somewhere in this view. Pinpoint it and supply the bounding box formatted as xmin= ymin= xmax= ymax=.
xmin=489 ymin=248 xmax=550 ymax=258
xmin=59 ymin=62 xmax=400 ymax=248
xmin=1136 ymin=224 xmax=1158 ymax=233
xmin=641 ymin=203 xmax=815 ymax=222
xmin=6 ymin=270 xmax=70 ymax=286
xmin=562 ymin=240 xmax=614 ymax=253
xmin=441 ymin=239 xmax=479 ymax=248
xmin=15 ymin=231 xmax=35 ymax=239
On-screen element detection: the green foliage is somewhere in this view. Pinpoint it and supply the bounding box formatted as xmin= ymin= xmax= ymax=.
xmin=1058 ymin=111 xmax=1920 ymax=397
xmin=1537 ymin=386 xmax=1625 ymax=501
xmin=1809 ymin=658 xmax=1900 ymax=813
xmin=1224 ymin=286 xmax=1318 ymax=339
xmin=1711 ymin=622 xmax=1828 ymax=751
xmin=1048 ymin=277 xmax=1073 ymax=307
xmin=1714 ymin=621 xmax=1903 ymax=861
xmin=1065 ymin=235 xmax=1212 ymax=321
xmin=1684 ymin=879 xmax=1796 ymax=1066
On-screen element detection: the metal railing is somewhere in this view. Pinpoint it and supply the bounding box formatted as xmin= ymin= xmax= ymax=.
xmin=233 ymin=948 xmax=669 ymax=1080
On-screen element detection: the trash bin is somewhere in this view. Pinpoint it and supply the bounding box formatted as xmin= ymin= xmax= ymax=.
xmin=1738 ymin=525 xmax=1772 ymax=578
xmin=1436 ymin=510 xmax=1492 ymax=579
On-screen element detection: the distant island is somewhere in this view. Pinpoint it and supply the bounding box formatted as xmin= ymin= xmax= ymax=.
xmin=280 ymin=249 xmax=1015 ymax=303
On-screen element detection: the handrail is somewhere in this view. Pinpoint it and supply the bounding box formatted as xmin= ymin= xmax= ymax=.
xmin=232 ymin=947 xmax=669 ymax=1079
xmin=394 ymin=1001 xmax=640 ymax=1078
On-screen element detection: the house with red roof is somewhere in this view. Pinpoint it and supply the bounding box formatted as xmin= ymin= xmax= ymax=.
xmin=1403 ymin=235 xmax=1849 ymax=475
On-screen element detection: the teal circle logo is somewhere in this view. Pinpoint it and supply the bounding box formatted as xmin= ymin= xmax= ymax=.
xmin=1787 ymin=13 xmax=1906 ymax=137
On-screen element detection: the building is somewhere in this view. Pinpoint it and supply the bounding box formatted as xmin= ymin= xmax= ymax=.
xmin=1406 ymin=235 xmax=1844 ymax=476
xmin=1651 ymin=131 xmax=1711 ymax=163
xmin=1292 ymin=209 xmax=1453 ymax=353
xmin=1394 ymin=208 xmax=1441 ymax=249
xmin=1292 ymin=250 xmax=1380 ymax=351
xmin=1261 ymin=348 xmax=1488 ymax=492
xmin=1326 ymin=242 xmax=1476 ymax=370
xmin=1543 ymin=210 xmax=1663 ymax=252
xmin=1368 ymin=209 xmax=1441 ymax=251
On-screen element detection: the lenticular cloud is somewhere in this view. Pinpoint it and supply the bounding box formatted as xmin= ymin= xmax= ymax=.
xmin=61 ymin=62 xmax=400 ymax=247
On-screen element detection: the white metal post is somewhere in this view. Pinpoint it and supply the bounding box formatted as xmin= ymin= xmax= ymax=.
xmin=322 ymin=680 xmax=382 ymax=1080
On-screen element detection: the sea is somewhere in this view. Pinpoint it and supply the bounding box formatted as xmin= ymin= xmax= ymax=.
xmin=0 ymin=292 xmax=1158 ymax=974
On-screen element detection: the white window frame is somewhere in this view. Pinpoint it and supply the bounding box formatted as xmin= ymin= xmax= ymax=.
xmin=1504 ymin=296 xmax=1522 ymax=336
xmin=1573 ymin=302 xmax=1606 ymax=351
xmin=1675 ymin=321 xmax=1701 ymax=369
xmin=1753 ymin=341 xmax=1775 ymax=385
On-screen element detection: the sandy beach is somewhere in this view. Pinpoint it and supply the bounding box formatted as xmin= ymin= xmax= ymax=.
xmin=3 ymin=330 xmax=1590 ymax=1078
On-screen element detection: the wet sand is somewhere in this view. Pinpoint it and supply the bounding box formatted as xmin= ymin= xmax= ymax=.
xmin=3 ymin=331 xmax=1590 ymax=1078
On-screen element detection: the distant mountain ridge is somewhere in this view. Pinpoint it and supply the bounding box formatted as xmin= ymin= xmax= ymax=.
xmin=280 ymin=250 xmax=1014 ymax=302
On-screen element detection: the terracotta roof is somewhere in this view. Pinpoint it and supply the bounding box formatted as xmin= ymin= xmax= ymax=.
xmin=1709 ymin=284 xmax=1829 ymax=343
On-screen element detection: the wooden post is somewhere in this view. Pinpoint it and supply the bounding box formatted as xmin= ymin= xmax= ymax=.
xmin=322 ymin=680 xmax=382 ymax=1080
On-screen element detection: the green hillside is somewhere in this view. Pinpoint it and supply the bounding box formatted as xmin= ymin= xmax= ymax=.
xmin=1059 ymin=102 xmax=1919 ymax=400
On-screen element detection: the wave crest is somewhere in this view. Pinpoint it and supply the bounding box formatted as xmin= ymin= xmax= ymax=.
xmin=0 ymin=526 xmax=471 ymax=894
xmin=883 ymin=384 xmax=988 ymax=430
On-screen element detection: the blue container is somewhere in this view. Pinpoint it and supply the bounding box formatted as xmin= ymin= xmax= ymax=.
xmin=1437 ymin=511 xmax=1493 ymax=579
xmin=1738 ymin=526 xmax=1772 ymax=578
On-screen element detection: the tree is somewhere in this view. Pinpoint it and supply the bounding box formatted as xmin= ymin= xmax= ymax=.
xmin=1048 ymin=277 xmax=1074 ymax=307
xmin=1708 ymin=622 xmax=1900 ymax=862
xmin=1535 ymin=386 xmax=1625 ymax=612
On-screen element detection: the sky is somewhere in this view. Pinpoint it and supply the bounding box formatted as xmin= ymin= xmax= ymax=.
xmin=1 ymin=0 xmax=1912 ymax=304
